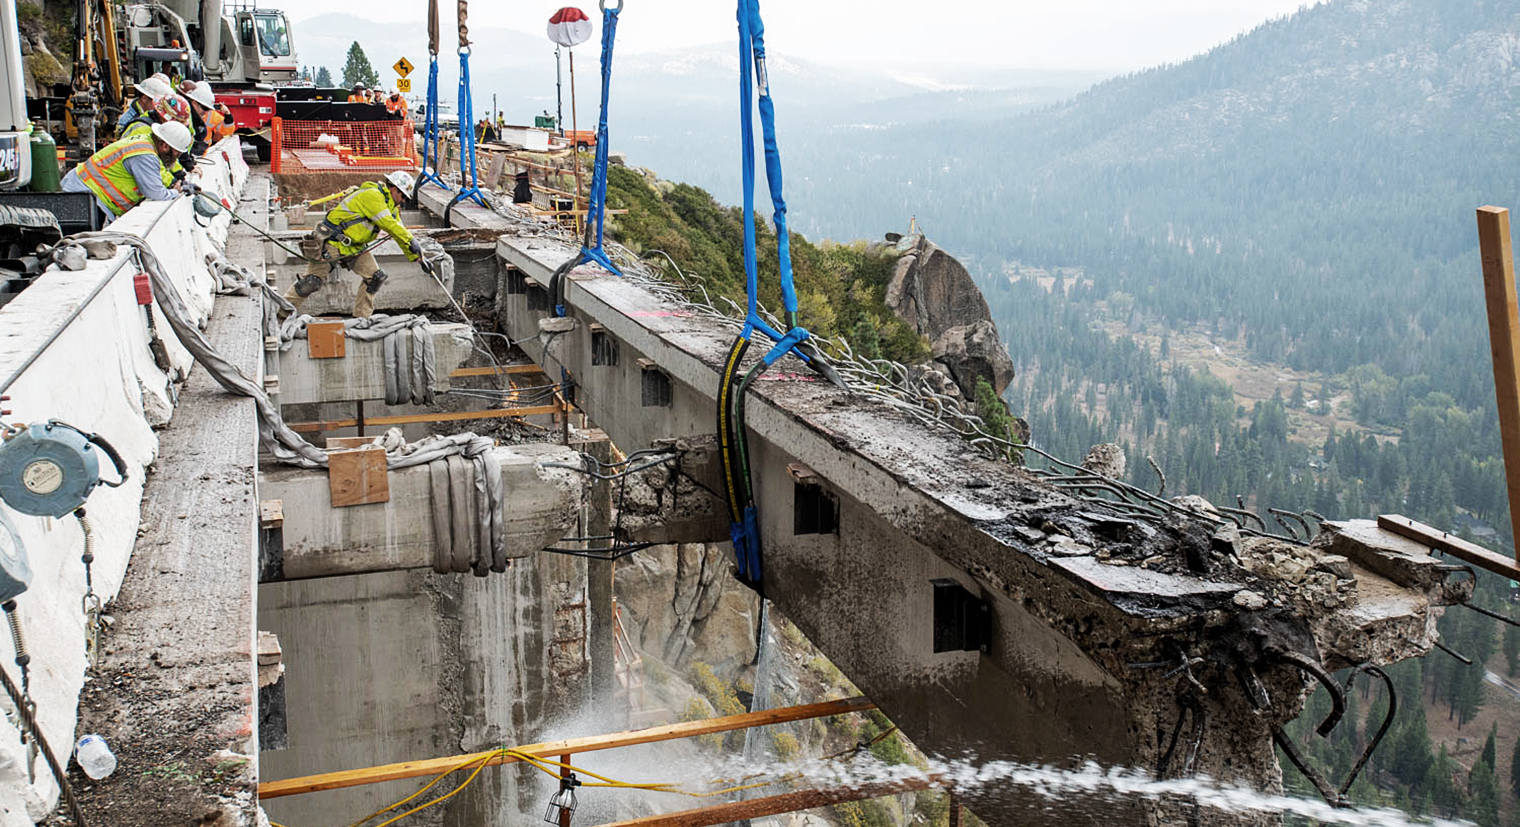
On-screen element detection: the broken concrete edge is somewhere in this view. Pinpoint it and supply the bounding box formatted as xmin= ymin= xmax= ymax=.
xmin=258 ymin=443 xmax=585 ymax=580
xmin=0 ymin=138 xmax=250 ymax=820
xmin=274 ymin=323 xmax=475 ymax=406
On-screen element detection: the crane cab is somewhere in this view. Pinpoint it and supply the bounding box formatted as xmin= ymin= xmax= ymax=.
xmin=225 ymin=5 xmax=298 ymax=85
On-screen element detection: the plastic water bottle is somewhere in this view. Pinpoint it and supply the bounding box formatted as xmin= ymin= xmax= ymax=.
xmin=74 ymin=734 xmax=116 ymax=780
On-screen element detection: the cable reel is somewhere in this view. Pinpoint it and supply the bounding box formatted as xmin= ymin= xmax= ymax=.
xmin=0 ymin=421 xmax=128 ymax=520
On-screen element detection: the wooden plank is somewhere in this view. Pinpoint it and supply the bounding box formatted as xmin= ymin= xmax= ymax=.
xmin=258 ymin=696 xmax=875 ymax=799
xmin=449 ymin=363 xmax=545 ymax=378
xmin=1378 ymin=514 xmax=1520 ymax=581
xmin=1477 ymin=205 xmax=1520 ymax=562
xmin=259 ymin=500 xmax=284 ymax=529
xmin=307 ymin=320 xmax=347 ymax=360
xmin=286 ymin=404 xmax=563 ymax=434
xmin=328 ymin=446 xmax=389 ymax=507
xmin=325 ymin=436 xmax=374 ymax=450
xmin=593 ymin=779 xmax=934 ymax=827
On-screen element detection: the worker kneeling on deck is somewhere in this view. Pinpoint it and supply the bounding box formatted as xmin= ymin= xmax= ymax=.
xmin=61 ymin=122 xmax=194 ymax=226
xmin=285 ymin=171 xmax=432 ymax=318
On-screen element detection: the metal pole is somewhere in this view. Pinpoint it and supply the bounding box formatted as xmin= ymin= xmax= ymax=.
xmin=555 ymin=45 xmax=564 ymax=133
xmin=569 ymin=50 xmax=582 ymax=238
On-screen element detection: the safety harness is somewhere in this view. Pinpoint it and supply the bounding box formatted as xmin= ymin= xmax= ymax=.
xmin=718 ymin=0 xmax=843 ymax=592
xmin=547 ymin=0 xmax=624 ymax=318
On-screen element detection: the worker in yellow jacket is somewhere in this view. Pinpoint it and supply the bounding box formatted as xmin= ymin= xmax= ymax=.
xmin=60 ymin=122 xmax=194 ymax=226
xmin=284 ymin=171 xmax=430 ymax=318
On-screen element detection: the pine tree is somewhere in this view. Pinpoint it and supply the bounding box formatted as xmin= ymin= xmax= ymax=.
xmin=341 ymin=43 xmax=380 ymax=89
xmin=1288 ymin=381 xmax=1305 ymax=409
xmin=315 ymin=65 xmax=333 ymax=87
xmin=1470 ymin=758 xmax=1500 ymax=827
xmin=1511 ymin=733 xmax=1520 ymax=802
xmin=1505 ymin=623 xmax=1520 ymax=677
xmin=851 ymin=313 xmax=882 ymax=362
xmin=1483 ymin=724 xmax=1498 ymax=770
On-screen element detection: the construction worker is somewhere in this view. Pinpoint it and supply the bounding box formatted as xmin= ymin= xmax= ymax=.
xmin=284 ymin=171 xmax=431 ymax=318
xmin=347 ymin=82 xmax=368 ymax=103
xmin=116 ymin=73 xmax=173 ymax=131
xmin=207 ymin=103 xmax=237 ymax=143
xmin=177 ymin=79 xmax=218 ymax=154
xmin=120 ymin=95 xmax=194 ymax=186
xmin=60 ymin=122 xmax=194 ymax=226
xmin=384 ymin=89 xmax=406 ymax=117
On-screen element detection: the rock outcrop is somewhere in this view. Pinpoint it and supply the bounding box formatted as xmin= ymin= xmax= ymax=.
xmin=615 ymin=543 xmax=760 ymax=680
xmin=884 ymin=232 xmax=1016 ymax=397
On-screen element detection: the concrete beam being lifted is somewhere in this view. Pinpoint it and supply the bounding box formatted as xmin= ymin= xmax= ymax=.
xmin=258 ymin=443 xmax=583 ymax=581
xmin=401 ymin=184 xmax=1466 ymax=826
xmin=274 ymin=322 xmax=475 ymax=405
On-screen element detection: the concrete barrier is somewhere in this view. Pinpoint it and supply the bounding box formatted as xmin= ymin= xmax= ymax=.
xmin=0 ymin=139 xmax=248 ymax=825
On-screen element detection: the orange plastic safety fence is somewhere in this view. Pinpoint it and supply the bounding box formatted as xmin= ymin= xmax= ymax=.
xmin=272 ymin=119 xmax=417 ymax=174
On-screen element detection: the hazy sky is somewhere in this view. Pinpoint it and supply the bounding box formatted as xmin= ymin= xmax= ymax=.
xmin=285 ymin=1 xmax=1317 ymax=72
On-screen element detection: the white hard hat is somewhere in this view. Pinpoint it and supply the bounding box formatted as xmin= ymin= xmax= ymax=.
xmin=151 ymin=120 xmax=193 ymax=153
xmin=384 ymin=171 xmax=415 ymax=193
xmin=135 ymin=75 xmax=173 ymax=100
xmin=180 ymin=80 xmax=216 ymax=109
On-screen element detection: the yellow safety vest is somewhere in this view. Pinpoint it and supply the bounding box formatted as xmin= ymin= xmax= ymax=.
xmin=320 ymin=182 xmax=416 ymax=259
xmin=77 ymin=135 xmax=162 ymax=217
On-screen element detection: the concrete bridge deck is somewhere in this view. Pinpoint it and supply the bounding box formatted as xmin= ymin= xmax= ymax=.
xmin=413 ymin=181 xmax=1460 ymax=825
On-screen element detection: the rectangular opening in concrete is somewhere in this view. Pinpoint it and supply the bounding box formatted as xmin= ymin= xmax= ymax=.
xmin=528 ymin=284 xmax=550 ymax=312
xmin=591 ymin=327 xmax=619 ymax=367
xmin=640 ymin=365 xmax=671 ymax=407
xmin=794 ymin=482 xmax=838 ymax=536
xmin=507 ymin=268 xmax=528 ymax=295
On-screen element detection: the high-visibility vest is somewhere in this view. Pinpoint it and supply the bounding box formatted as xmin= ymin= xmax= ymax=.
xmin=348 ymin=93 xmax=367 ymax=103
xmin=320 ymin=181 xmax=415 ymax=258
xmin=385 ymin=96 xmax=405 ymax=115
xmin=205 ymin=109 xmax=236 ymax=142
xmin=77 ymin=135 xmax=162 ymax=216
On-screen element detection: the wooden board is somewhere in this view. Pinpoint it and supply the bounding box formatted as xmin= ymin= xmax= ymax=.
xmin=258 ymin=696 xmax=874 ymax=799
xmin=595 ymin=779 xmax=933 ymax=827
xmin=288 ymin=404 xmax=563 ymax=434
xmin=1477 ymin=206 xmax=1520 ymax=562
xmin=259 ymin=500 xmax=284 ymax=529
xmin=449 ymin=363 xmax=545 ymax=378
xmin=307 ymin=320 xmax=347 ymax=360
xmin=1378 ymin=514 xmax=1520 ymax=581
xmin=328 ymin=446 xmax=389 ymax=507
xmin=325 ymin=436 xmax=374 ymax=450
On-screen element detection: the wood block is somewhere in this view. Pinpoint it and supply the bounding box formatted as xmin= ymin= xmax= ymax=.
xmin=264 ymin=335 xmax=279 ymax=352
xmin=260 ymin=499 xmax=285 ymax=529
xmin=325 ymin=436 xmax=374 ymax=450
xmin=308 ymin=321 xmax=347 ymax=359
xmin=328 ymin=447 xmax=390 ymax=507
xmin=1378 ymin=514 xmax=1520 ymax=581
xmin=263 ymin=375 xmax=280 ymax=394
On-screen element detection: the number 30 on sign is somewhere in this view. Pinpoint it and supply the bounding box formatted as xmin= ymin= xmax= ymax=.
xmin=396 ymin=78 xmax=411 ymax=93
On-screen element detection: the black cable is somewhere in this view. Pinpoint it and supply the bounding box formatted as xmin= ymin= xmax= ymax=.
xmin=0 ymin=662 xmax=86 ymax=826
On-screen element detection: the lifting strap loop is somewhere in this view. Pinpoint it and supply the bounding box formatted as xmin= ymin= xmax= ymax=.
xmin=547 ymin=0 xmax=625 ymax=317
xmin=412 ymin=0 xmax=446 ymax=205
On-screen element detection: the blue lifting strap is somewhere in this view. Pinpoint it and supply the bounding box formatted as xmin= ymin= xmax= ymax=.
xmin=550 ymin=0 xmax=625 ymax=317
xmin=444 ymin=46 xmax=488 ymax=226
xmin=415 ymin=55 xmax=446 ymax=194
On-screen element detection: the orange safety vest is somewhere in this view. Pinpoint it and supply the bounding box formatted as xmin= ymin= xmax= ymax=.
xmin=385 ymin=95 xmax=405 ymax=115
xmin=348 ymin=93 xmax=367 ymax=103
xmin=204 ymin=109 xmax=236 ymax=143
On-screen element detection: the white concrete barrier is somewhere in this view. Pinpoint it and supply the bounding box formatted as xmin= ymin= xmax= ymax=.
xmin=0 ymin=139 xmax=248 ymax=825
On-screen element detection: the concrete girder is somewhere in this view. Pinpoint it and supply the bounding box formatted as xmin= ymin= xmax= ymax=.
xmin=258 ymin=443 xmax=584 ymax=581
xmin=264 ymin=232 xmax=456 ymax=316
xmin=409 ymin=190 xmax=1457 ymax=825
xmin=274 ymin=322 xmax=475 ymax=405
